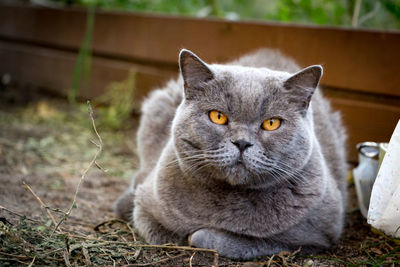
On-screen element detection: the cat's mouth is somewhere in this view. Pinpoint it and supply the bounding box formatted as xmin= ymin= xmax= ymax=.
xmin=233 ymin=156 xmax=247 ymax=169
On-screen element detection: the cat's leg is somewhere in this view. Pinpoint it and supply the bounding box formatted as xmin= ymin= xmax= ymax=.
xmin=115 ymin=83 xmax=181 ymax=219
xmin=114 ymin=169 xmax=150 ymax=221
xmin=189 ymin=228 xmax=291 ymax=259
xmin=114 ymin=189 xmax=135 ymax=221
xmin=134 ymin=204 xmax=183 ymax=245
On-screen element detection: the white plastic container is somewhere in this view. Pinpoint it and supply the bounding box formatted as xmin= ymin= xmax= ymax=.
xmin=368 ymin=120 xmax=400 ymax=238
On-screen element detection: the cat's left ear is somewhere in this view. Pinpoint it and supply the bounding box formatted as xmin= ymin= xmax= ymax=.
xmin=179 ymin=49 xmax=214 ymax=99
xmin=283 ymin=65 xmax=323 ymax=114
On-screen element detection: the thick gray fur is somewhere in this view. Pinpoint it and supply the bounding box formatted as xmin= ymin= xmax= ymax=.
xmin=114 ymin=49 xmax=348 ymax=259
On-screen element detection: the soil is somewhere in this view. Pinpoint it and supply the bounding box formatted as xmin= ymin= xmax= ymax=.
xmin=0 ymin=85 xmax=399 ymax=266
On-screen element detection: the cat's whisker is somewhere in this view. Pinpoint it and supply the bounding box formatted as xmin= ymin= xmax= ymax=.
xmin=268 ymin=169 xmax=287 ymax=184
xmin=164 ymin=148 xmax=227 ymax=169
xmin=189 ymin=162 xmax=214 ymax=177
xmin=258 ymin=152 xmax=314 ymax=177
xmin=248 ymin=153 xmax=313 ymax=186
xmin=272 ymin=160 xmax=316 ymax=185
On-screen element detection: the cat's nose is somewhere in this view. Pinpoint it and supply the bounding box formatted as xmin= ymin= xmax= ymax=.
xmin=232 ymin=139 xmax=253 ymax=152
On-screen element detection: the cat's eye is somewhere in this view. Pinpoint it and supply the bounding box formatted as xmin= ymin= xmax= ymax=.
xmin=262 ymin=118 xmax=281 ymax=131
xmin=209 ymin=110 xmax=228 ymax=125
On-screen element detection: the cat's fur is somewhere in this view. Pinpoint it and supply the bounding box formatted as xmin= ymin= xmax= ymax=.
xmin=115 ymin=49 xmax=347 ymax=259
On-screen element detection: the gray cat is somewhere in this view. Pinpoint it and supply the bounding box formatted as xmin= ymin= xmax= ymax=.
xmin=115 ymin=49 xmax=347 ymax=259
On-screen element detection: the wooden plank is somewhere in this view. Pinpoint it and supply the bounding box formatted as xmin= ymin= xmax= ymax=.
xmin=325 ymin=90 xmax=400 ymax=162
xmin=0 ymin=3 xmax=399 ymax=97
xmin=0 ymin=41 xmax=176 ymax=101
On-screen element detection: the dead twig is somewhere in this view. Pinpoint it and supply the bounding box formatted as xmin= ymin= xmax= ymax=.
xmin=94 ymin=160 xmax=108 ymax=172
xmin=0 ymin=257 xmax=30 ymax=265
xmin=82 ymin=244 xmax=92 ymax=266
xmin=27 ymin=255 xmax=36 ymax=267
xmin=65 ymin=233 xmax=220 ymax=265
xmin=54 ymin=101 xmax=103 ymax=233
xmin=212 ymin=251 xmax=219 ymax=267
xmin=267 ymin=255 xmax=275 ymax=267
xmin=124 ymin=253 xmax=186 ymax=266
xmin=43 ymin=206 xmax=68 ymax=216
xmin=68 ymin=234 xmax=218 ymax=254
xmin=189 ymin=252 xmax=196 ymax=267
xmin=41 ymin=247 xmax=65 ymax=256
xmin=124 ymin=221 xmax=137 ymax=242
xmin=22 ymin=181 xmax=60 ymax=231
xmin=63 ymin=248 xmax=72 ymax=267
xmin=0 ymin=205 xmax=41 ymax=223
xmin=111 ymin=256 xmax=117 ymax=267
xmin=0 ymin=252 xmax=31 ymax=259
xmin=133 ymin=248 xmax=142 ymax=260
xmin=94 ymin=218 xmax=136 ymax=241
xmin=69 ymin=241 xmax=111 ymax=253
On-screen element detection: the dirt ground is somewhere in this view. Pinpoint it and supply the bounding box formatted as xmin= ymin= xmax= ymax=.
xmin=0 ymin=86 xmax=399 ymax=266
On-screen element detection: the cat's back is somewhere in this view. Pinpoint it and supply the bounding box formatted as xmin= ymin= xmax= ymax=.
xmin=136 ymin=78 xmax=183 ymax=170
xmin=228 ymin=48 xmax=300 ymax=73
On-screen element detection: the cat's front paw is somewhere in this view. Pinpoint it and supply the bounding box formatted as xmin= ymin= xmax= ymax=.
xmin=188 ymin=228 xmax=219 ymax=250
xmin=188 ymin=228 xmax=252 ymax=259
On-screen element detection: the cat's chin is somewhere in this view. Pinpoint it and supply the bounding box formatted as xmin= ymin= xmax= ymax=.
xmin=218 ymin=163 xmax=280 ymax=189
xmin=222 ymin=162 xmax=259 ymax=186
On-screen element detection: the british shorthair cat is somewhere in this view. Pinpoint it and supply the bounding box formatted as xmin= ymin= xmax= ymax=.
xmin=115 ymin=49 xmax=347 ymax=259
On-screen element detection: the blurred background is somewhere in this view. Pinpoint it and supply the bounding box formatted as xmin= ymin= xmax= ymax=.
xmin=32 ymin=0 xmax=400 ymax=30
xmin=0 ymin=1 xmax=400 ymax=265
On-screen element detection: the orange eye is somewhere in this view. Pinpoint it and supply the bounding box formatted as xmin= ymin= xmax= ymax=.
xmin=209 ymin=110 xmax=228 ymax=125
xmin=262 ymin=118 xmax=281 ymax=131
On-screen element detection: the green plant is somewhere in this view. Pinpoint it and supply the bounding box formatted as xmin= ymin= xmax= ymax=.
xmin=69 ymin=5 xmax=95 ymax=103
xmin=93 ymin=69 xmax=137 ymax=130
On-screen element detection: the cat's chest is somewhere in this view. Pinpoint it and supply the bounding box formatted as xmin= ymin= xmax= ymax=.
xmin=160 ymin=175 xmax=287 ymax=218
xmin=157 ymin=165 xmax=323 ymax=236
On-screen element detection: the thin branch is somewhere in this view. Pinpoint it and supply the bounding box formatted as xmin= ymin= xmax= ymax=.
xmin=69 ymin=241 xmax=111 ymax=253
xmin=63 ymin=249 xmax=72 ymax=267
xmin=27 ymin=255 xmax=36 ymax=267
xmin=22 ymin=181 xmax=60 ymax=231
xmin=54 ymin=101 xmax=103 ymax=233
xmin=212 ymin=251 xmax=219 ymax=267
xmin=0 ymin=257 xmax=30 ymax=265
xmin=95 ymin=218 xmax=136 ymax=241
xmin=66 ymin=233 xmax=219 ymax=263
xmin=0 ymin=204 xmax=41 ymax=223
xmin=124 ymin=253 xmax=186 ymax=266
xmin=42 ymin=206 xmax=68 ymax=215
xmin=0 ymin=252 xmax=31 ymax=259
xmin=82 ymin=245 xmax=92 ymax=266
xmin=94 ymin=160 xmax=108 ymax=172
xmin=189 ymin=252 xmax=196 ymax=267
xmin=267 ymin=255 xmax=275 ymax=267
xmin=69 ymin=236 xmax=217 ymax=254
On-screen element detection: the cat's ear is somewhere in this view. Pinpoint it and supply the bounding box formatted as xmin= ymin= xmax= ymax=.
xmin=179 ymin=49 xmax=214 ymax=99
xmin=283 ymin=65 xmax=323 ymax=114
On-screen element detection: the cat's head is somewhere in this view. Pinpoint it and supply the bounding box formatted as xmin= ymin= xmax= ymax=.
xmin=171 ymin=49 xmax=322 ymax=188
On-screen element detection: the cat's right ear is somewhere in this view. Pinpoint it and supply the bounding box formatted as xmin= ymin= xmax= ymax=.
xmin=179 ymin=49 xmax=214 ymax=99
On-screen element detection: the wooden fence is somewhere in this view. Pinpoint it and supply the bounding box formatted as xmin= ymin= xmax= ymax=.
xmin=1 ymin=2 xmax=399 ymax=161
